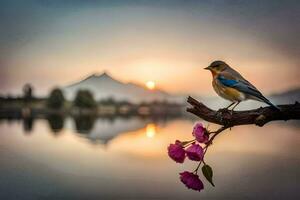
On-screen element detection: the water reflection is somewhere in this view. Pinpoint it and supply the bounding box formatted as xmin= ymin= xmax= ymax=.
xmin=75 ymin=117 xmax=150 ymax=145
xmin=0 ymin=116 xmax=299 ymax=199
xmin=74 ymin=115 xmax=96 ymax=134
xmin=23 ymin=116 xmax=35 ymax=133
xmin=47 ymin=114 xmax=65 ymax=134
xmin=17 ymin=115 xmax=177 ymax=146
xmin=146 ymin=123 xmax=156 ymax=138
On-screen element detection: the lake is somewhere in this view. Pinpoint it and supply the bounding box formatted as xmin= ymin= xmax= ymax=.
xmin=0 ymin=117 xmax=299 ymax=199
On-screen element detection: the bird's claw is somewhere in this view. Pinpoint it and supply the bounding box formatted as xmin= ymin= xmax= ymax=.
xmin=215 ymin=107 xmax=234 ymax=124
xmin=216 ymin=108 xmax=230 ymax=122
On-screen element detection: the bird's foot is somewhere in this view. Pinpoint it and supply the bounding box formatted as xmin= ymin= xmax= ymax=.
xmin=219 ymin=107 xmax=235 ymax=115
xmin=217 ymin=108 xmax=231 ymax=114
xmin=216 ymin=108 xmax=232 ymax=122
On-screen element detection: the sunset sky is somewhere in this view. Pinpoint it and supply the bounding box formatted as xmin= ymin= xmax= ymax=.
xmin=1 ymin=0 xmax=299 ymax=96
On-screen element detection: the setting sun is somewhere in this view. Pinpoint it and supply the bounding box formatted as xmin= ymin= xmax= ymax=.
xmin=146 ymin=81 xmax=156 ymax=90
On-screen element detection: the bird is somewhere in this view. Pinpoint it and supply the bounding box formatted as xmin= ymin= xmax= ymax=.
xmin=204 ymin=60 xmax=280 ymax=111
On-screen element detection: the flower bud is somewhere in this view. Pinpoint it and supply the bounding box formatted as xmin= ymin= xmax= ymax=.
xmin=186 ymin=143 xmax=204 ymax=161
xmin=179 ymin=171 xmax=204 ymax=191
xmin=167 ymin=140 xmax=186 ymax=163
xmin=192 ymin=122 xmax=209 ymax=143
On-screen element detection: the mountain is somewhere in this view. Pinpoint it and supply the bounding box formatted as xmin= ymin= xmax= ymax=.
xmin=62 ymin=72 xmax=183 ymax=103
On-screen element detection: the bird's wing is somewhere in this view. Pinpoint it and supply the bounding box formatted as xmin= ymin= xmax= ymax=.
xmin=217 ymin=68 xmax=280 ymax=110
xmin=223 ymin=68 xmax=259 ymax=90
xmin=217 ymin=72 xmax=267 ymax=101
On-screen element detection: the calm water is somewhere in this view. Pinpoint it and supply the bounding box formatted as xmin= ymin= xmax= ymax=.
xmin=0 ymin=117 xmax=299 ymax=200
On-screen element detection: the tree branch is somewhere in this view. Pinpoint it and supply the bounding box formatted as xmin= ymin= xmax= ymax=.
xmin=187 ymin=96 xmax=300 ymax=127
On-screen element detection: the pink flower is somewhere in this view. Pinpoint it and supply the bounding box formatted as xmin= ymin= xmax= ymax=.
xmin=192 ymin=122 xmax=209 ymax=143
xmin=180 ymin=171 xmax=204 ymax=191
xmin=186 ymin=143 xmax=204 ymax=161
xmin=168 ymin=140 xmax=186 ymax=163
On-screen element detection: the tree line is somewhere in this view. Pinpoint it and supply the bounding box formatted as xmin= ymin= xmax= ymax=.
xmin=0 ymin=84 xmax=182 ymax=111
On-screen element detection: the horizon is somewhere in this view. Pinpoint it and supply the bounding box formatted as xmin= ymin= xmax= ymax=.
xmin=2 ymin=70 xmax=299 ymax=98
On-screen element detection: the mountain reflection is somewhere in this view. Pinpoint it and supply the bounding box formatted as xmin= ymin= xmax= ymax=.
xmin=75 ymin=117 xmax=150 ymax=145
xmin=16 ymin=115 xmax=176 ymax=146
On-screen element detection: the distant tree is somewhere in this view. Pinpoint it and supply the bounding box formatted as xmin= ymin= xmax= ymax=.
xmin=74 ymin=90 xmax=97 ymax=108
xmin=99 ymin=97 xmax=116 ymax=106
xmin=47 ymin=88 xmax=65 ymax=109
xmin=23 ymin=83 xmax=34 ymax=101
xmin=118 ymin=100 xmax=132 ymax=106
xmin=139 ymin=101 xmax=149 ymax=107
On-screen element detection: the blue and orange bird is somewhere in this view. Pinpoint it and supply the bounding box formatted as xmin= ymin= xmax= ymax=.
xmin=205 ymin=61 xmax=279 ymax=111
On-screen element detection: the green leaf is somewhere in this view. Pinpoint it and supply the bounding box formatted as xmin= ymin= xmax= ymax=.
xmin=202 ymin=164 xmax=215 ymax=187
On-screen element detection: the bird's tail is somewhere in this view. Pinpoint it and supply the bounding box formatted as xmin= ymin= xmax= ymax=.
xmin=259 ymin=96 xmax=280 ymax=111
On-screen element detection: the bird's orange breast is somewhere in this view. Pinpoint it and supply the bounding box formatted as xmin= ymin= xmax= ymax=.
xmin=210 ymin=70 xmax=218 ymax=77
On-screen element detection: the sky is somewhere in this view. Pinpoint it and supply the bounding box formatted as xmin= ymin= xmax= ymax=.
xmin=0 ymin=0 xmax=299 ymax=96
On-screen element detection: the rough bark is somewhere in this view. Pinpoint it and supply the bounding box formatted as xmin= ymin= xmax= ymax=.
xmin=187 ymin=96 xmax=300 ymax=127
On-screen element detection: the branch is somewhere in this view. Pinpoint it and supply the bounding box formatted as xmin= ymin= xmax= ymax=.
xmin=187 ymin=96 xmax=300 ymax=127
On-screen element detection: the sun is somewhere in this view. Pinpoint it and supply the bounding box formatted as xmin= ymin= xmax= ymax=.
xmin=145 ymin=81 xmax=156 ymax=90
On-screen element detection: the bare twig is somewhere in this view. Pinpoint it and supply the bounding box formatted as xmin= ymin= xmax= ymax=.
xmin=205 ymin=126 xmax=229 ymax=146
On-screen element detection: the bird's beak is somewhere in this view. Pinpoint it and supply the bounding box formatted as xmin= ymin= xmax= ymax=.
xmin=204 ymin=66 xmax=210 ymax=70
